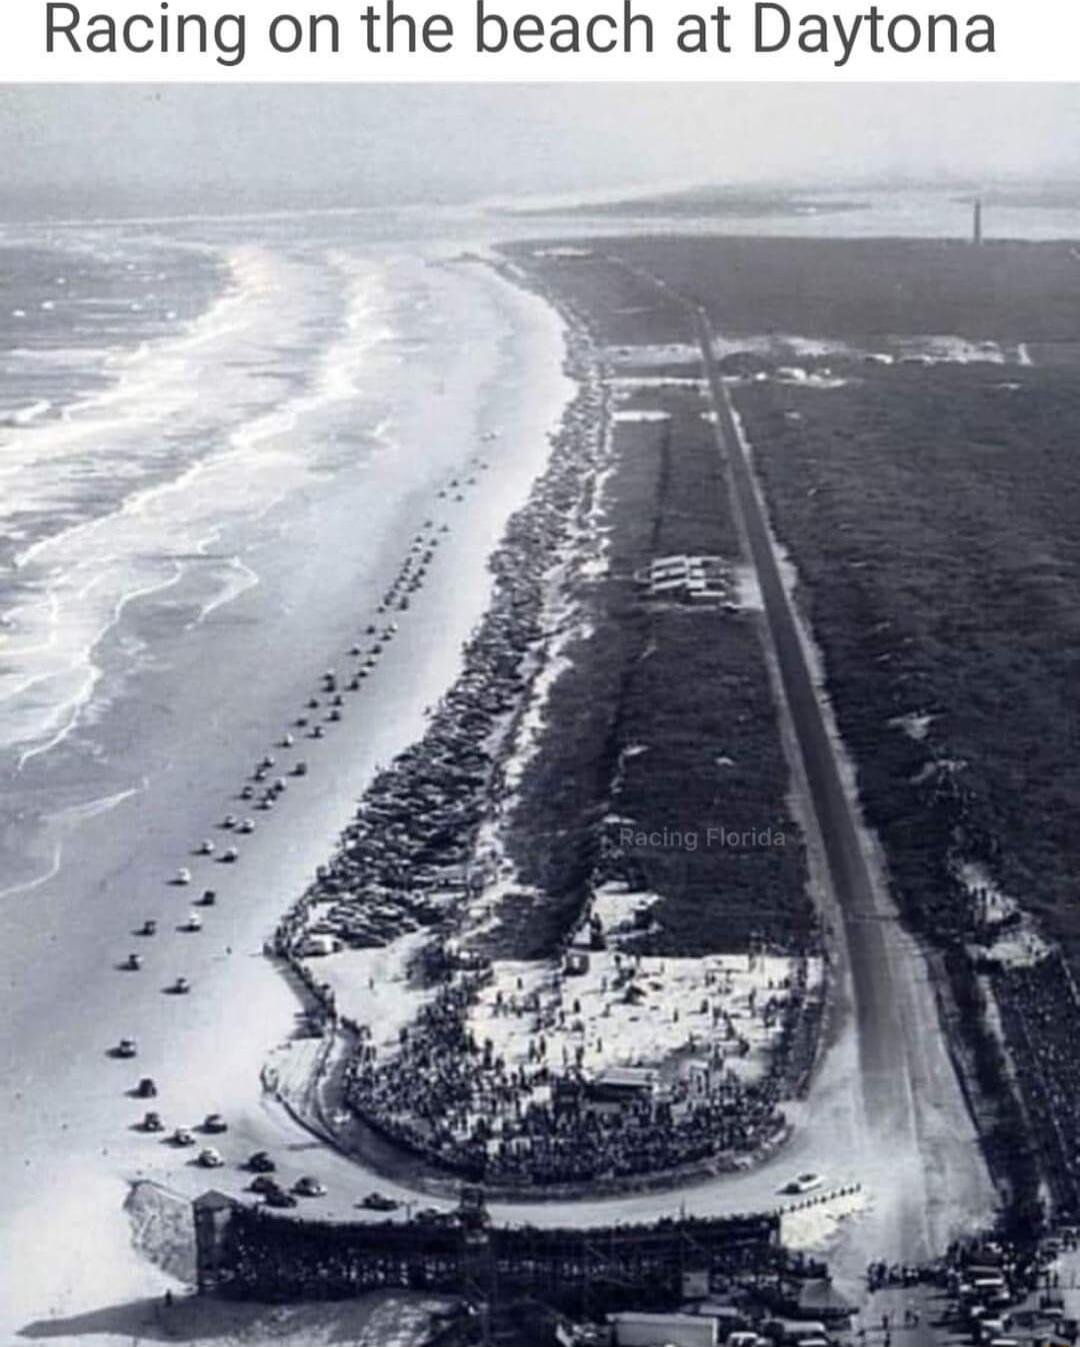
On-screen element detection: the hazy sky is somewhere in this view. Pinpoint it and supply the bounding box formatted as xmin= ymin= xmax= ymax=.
xmin=3 ymin=84 xmax=1080 ymax=217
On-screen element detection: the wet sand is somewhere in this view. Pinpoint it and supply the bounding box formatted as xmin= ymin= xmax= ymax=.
xmin=0 ymin=260 xmax=572 ymax=1340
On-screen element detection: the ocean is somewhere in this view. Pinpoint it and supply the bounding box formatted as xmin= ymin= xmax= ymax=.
xmin=0 ymin=209 xmax=563 ymax=889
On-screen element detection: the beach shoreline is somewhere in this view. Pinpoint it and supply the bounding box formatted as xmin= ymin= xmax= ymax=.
xmin=0 ymin=251 xmax=575 ymax=1340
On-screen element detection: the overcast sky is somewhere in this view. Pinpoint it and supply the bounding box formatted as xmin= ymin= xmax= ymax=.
xmin=3 ymin=84 xmax=1080 ymax=217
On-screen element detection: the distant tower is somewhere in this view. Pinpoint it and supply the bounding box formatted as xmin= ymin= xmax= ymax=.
xmin=973 ymin=198 xmax=983 ymax=246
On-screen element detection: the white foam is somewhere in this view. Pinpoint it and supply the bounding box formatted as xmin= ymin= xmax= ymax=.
xmin=0 ymin=244 xmax=397 ymax=764
xmin=3 ymin=399 xmax=51 ymax=427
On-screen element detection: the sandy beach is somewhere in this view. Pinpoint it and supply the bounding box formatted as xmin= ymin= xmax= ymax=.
xmin=0 ymin=248 xmax=573 ymax=1341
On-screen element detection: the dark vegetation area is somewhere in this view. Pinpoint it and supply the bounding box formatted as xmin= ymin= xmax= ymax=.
xmin=505 ymin=237 xmax=1080 ymax=348
xmin=514 ymin=187 xmax=867 ymax=220
xmin=504 ymin=378 xmax=813 ymax=957
xmin=507 ymin=234 xmax=1080 ymax=1236
xmin=737 ymin=363 xmax=1080 ymax=949
xmin=737 ymin=360 xmax=1080 ymax=1238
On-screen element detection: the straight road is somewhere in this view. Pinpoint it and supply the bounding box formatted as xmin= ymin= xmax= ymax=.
xmin=694 ymin=306 xmax=904 ymax=1121
xmin=676 ymin=295 xmax=992 ymax=1271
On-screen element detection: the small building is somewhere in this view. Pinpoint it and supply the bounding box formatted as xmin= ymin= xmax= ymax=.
xmin=587 ymin=1066 xmax=658 ymax=1108
xmin=638 ymin=555 xmax=731 ymax=604
xmin=193 ymin=1189 xmax=238 ymax=1294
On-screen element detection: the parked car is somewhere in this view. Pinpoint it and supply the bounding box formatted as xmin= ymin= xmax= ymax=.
xmin=414 ymin=1207 xmax=454 ymax=1226
xmin=174 ymin=867 xmax=192 ymax=885
xmin=263 ymin=1184 xmax=298 ymax=1208
xmin=250 ymin=1175 xmax=278 ymax=1195
xmin=247 ymin=1151 xmax=276 ymax=1173
xmin=203 ymin=1113 xmax=228 ymax=1134
xmin=114 ymin=1038 xmax=137 ymax=1058
xmin=142 ymin=1111 xmax=164 ymax=1132
xmin=135 ymin=1077 xmax=157 ymax=1098
xmin=172 ymin=1127 xmax=196 ymax=1147
xmin=361 ymin=1191 xmax=400 ymax=1212
xmin=139 ymin=920 xmax=157 ymax=937
xmin=292 ymin=1176 xmax=326 ymax=1198
xmin=197 ymin=1147 xmax=224 ymax=1168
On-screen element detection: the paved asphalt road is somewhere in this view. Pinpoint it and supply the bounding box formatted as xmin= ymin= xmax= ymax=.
xmin=695 ymin=307 xmax=907 ymax=1130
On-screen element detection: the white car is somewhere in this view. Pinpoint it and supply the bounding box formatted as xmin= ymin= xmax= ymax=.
xmin=198 ymin=1147 xmax=224 ymax=1168
xmin=174 ymin=867 xmax=192 ymax=885
xmin=782 ymin=1172 xmax=824 ymax=1195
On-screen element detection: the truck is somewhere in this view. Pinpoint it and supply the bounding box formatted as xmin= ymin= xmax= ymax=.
xmin=610 ymin=1311 xmax=718 ymax=1347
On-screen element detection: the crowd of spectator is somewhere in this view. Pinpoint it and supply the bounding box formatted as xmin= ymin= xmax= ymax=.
xmin=994 ymin=950 xmax=1080 ymax=1216
xmin=269 ymin=333 xmax=602 ymax=962
xmin=343 ymin=953 xmax=810 ymax=1186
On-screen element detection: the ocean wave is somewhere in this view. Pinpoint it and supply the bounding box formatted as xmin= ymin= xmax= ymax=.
xmin=2 ymin=400 xmax=52 ymax=427
xmin=0 ymin=239 xmax=399 ymax=765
